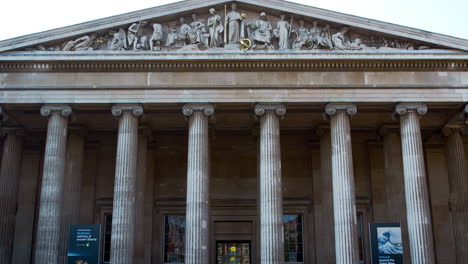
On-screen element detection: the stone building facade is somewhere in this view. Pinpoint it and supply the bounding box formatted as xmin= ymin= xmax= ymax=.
xmin=0 ymin=0 xmax=467 ymax=264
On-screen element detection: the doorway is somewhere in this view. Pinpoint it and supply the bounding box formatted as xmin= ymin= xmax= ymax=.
xmin=216 ymin=241 xmax=251 ymax=264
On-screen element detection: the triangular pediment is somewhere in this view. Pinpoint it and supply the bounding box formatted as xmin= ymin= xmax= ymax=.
xmin=0 ymin=0 xmax=467 ymax=53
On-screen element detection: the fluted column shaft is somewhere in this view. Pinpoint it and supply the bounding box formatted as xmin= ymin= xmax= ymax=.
xmin=59 ymin=129 xmax=86 ymax=264
xmin=444 ymin=127 xmax=468 ymax=263
xmin=0 ymin=128 xmax=24 ymax=263
xmin=255 ymin=104 xmax=286 ymax=264
xmin=182 ymin=104 xmax=214 ymax=264
xmin=110 ymin=104 xmax=143 ymax=264
xmin=134 ymin=128 xmax=149 ymax=263
xmin=34 ymin=105 xmax=72 ymax=264
xmin=396 ymin=103 xmax=435 ymax=264
xmin=317 ymin=128 xmax=335 ymax=263
xmin=381 ymin=129 xmax=411 ymax=263
xmin=325 ymin=103 xmax=359 ymax=264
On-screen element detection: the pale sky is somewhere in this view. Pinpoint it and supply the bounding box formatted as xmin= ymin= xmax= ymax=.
xmin=0 ymin=0 xmax=467 ymax=41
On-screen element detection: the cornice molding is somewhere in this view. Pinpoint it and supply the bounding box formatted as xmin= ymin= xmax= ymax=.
xmin=1 ymin=60 xmax=468 ymax=73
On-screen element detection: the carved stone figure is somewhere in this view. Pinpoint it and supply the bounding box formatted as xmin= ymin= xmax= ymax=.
xmin=226 ymin=3 xmax=243 ymax=44
xmin=127 ymin=21 xmax=149 ymax=50
xmin=90 ymin=35 xmax=108 ymax=50
xmin=110 ymin=29 xmax=127 ymax=50
xmin=332 ymin=27 xmax=350 ymax=50
xmin=207 ymin=8 xmax=223 ymax=47
xmin=319 ymin=24 xmax=334 ymax=49
xmin=309 ymin=21 xmax=320 ymax=36
xmin=165 ymin=26 xmax=178 ymax=48
xmin=391 ymin=39 xmax=401 ymax=49
xmin=273 ymin=14 xmax=291 ymax=50
xmin=248 ymin=12 xmax=273 ymax=49
xmin=349 ymin=38 xmax=364 ymax=50
xmin=381 ymin=38 xmax=389 ymax=48
xmin=309 ymin=21 xmax=321 ymax=49
xmin=149 ymin=23 xmax=163 ymax=51
xmin=21 ymin=9 xmax=427 ymax=52
xmin=292 ymin=20 xmax=310 ymax=50
xmin=106 ymin=31 xmax=116 ymax=49
xmin=63 ymin=34 xmax=98 ymax=51
xmin=188 ymin=14 xmax=208 ymax=46
xmin=127 ymin=23 xmax=140 ymax=50
xmin=332 ymin=28 xmax=364 ymax=50
xmin=166 ymin=18 xmax=191 ymax=48
xmin=402 ymin=41 xmax=415 ymax=50
xmin=368 ymin=36 xmax=377 ymax=47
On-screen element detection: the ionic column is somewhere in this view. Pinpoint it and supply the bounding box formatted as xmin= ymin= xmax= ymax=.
xmin=182 ymin=104 xmax=214 ymax=264
xmin=316 ymin=126 xmax=335 ymax=264
xmin=443 ymin=126 xmax=468 ymax=263
xmin=34 ymin=105 xmax=72 ymax=264
xmin=110 ymin=104 xmax=143 ymax=264
xmin=254 ymin=104 xmax=286 ymax=264
xmin=59 ymin=126 xmax=86 ymax=264
xmin=0 ymin=126 xmax=24 ymax=264
xmin=395 ymin=103 xmax=435 ymax=264
xmin=134 ymin=126 xmax=150 ymax=263
xmin=379 ymin=125 xmax=411 ymax=264
xmin=324 ymin=103 xmax=359 ymax=264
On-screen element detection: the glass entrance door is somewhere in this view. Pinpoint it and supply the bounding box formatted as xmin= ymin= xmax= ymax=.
xmin=216 ymin=241 xmax=251 ymax=264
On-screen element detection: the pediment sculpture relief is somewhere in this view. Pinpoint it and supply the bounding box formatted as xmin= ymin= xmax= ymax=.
xmin=26 ymin=3 xmax=430 ymax=52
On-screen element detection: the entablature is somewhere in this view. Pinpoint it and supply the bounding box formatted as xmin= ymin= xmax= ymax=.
xmin=1 ymin=51 xmax=468 ymax=72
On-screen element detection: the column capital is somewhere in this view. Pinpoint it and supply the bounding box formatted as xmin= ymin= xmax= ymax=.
xmin=182 ymin=104 xmax=214 ymax=117
xmin=40 ymin=104 xmax=72 ymax=117
xmin=111 ymin=104 xmax=143 ymax=117
xmin=395 ymin=103 xmax=427 ymax=116
xmin=324 ymin=103 xmax=357 ymax=117
xmin=254 ymin=104 xmax=286 ymax=117
xmin=378 ymin=124 xmax=400 ymax=137
xmin=0 ymin=106 xmax=9 ymax=123
xmin=442 ymin=125 xmax=464 ymax=137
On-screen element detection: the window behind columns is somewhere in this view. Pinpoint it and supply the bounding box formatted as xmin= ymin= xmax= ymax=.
xmin=357 ymin=212 xmax=366 ymax=264
xmin=102 ymin=214 xmax=112 ymax=264
xmin=164 ymin=215 xmax=186 ymax=264
xmin=283 ymin=214 xmax=304 ymax=263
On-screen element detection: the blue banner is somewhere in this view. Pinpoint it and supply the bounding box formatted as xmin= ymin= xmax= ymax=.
xmin=369 ymin=223 xmax=404 ymax=264
xmin=68 ymin=224 xmax=101 ymax=264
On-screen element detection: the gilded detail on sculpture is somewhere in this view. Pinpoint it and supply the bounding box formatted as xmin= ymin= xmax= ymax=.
xmin=25 ymin=4 xmax=431 ymax=52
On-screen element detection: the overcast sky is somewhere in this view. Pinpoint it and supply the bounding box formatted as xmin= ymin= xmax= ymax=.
xmin=0 ymin=0 xmax=467 ymax=41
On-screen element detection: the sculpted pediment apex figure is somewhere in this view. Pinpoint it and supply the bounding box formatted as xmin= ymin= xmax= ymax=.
xmin=226 ymin=3 xmax=244 ymax=45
